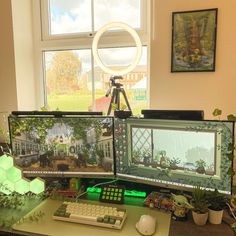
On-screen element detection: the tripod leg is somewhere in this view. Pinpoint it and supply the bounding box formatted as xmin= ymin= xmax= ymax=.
xmin=120 ymin=89 xmax=132 ymax=114
xmin=107 ymin=88 xmax=117 ymax=115
xmin=115 ymin=88 xmax=120 ymax=110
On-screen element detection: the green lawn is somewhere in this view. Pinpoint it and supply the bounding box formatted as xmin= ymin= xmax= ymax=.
xmin=48 ymin=93 xmax=92 ymax=111
xmin=47 ymin=90 xmax=147 ymax=116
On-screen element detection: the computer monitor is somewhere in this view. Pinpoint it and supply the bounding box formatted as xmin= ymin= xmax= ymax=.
xmin=115 ymin=118 xmax=234 ymax=194
xmin=8 ymin=115 xmax=114 ymax=177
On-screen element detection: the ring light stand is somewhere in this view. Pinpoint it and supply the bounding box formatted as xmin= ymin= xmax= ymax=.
xmin=92 ymin=22 xmax=142 ymax=115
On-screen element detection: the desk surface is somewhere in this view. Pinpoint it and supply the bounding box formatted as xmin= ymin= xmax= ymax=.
xmin=12 ymin=199 xmax=171 ymax=236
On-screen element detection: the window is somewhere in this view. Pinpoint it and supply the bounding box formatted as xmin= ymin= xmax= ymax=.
xmin=36 ymin=0 xmax=149 ymax=115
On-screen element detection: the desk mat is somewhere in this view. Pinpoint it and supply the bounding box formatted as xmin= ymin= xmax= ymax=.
xmin=12 ymin=199 xmax=171 ymax=236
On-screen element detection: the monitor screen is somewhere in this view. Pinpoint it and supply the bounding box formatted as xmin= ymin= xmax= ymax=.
xmin=8 ymin=115 xmax=114 ymax=177
xmin=115 ymin=118 xmax=234 ymax=194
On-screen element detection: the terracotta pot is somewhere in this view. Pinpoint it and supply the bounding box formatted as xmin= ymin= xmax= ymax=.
xmin=192 ymin=211 xmax=208 ymax=226
xmin=208 ymin=208 xmax=223 ymax=224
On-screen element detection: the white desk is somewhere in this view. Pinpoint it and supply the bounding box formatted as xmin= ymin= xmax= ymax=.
xmin=12 ymin=199 xmax=171 ymax=236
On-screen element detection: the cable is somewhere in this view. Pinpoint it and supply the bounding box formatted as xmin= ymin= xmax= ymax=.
xmin=226 ymin=202 xmax=236 ymax=220
xmin=76 ymin=179 xmax=118 ymax=202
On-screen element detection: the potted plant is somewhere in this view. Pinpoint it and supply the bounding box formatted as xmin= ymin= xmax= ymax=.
xmin=195 ymin=159 xmax=206 ymax=174
xmin=159 ymin=150 xmax=168 ymax=168
xmin=191 ymin=186 xmax=209 ymax=225
xmin=132 ymin=149 xmax=142 ymax=164
xmin=206 ymin=189 xmax=227 ymax=224
xmin=112 ymin=103 xmax=132 ymax=119
xmin=168 ymin=157 xmax=181 ymax=170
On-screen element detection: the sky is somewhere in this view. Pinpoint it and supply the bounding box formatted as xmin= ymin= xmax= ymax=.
xmin=50 ymin=0 xmax=140 ymax=34
xmin=46 ymin=0 xmax=146 ymax=77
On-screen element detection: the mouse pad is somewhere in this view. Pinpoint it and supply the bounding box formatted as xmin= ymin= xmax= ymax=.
xmin=12 ymin=199 xmax=171 ymax=236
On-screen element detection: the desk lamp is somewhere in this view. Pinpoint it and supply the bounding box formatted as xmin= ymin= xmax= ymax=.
xmin=92 ymin=22 xmax=142 ymax=115
xmin=0 ymin=154 xmax=45 ymax=195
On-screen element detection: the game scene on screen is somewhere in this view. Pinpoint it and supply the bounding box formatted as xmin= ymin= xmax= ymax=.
xmin=9 ymin=116 xmax=114 ymax=175
xmin=131 ymin=128 xmax=215 ymax=175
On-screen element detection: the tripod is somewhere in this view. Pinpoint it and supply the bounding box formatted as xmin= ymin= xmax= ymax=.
xmin=106 ymin=76 xmax=132 ymax=115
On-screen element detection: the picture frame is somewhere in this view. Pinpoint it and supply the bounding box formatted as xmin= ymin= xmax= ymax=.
xmin=171 ymin=8 xmax=218 ymax=72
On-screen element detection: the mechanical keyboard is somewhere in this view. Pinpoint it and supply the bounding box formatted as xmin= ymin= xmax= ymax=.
xmin=53 ymin=201 xmax=127 ymax=229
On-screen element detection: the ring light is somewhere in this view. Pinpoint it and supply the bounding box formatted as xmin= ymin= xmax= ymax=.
xmin=92 ymin=22 xmax=142 ymax=76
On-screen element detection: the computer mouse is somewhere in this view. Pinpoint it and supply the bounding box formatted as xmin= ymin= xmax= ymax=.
xmin=136 ymin=214 xmax=156 ymax=236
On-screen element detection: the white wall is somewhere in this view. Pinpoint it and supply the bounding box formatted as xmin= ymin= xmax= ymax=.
xmin=11 ymin=0 xmax=36 ymax=110
xmin=150 ymin=0 xmax=236 ymax=119
xmin=0 ymin=0 xmax=17 ymax=112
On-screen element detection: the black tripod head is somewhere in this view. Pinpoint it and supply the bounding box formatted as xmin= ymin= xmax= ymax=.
xmin=105 ymin=75 xmax=132 ymax=115
xmin=110 ymin=76 xmax=123 ymax=87
xmin=105 ymin=76 xmax=124 ymax=97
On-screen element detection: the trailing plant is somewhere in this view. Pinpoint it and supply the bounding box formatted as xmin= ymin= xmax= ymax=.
xmin=212 ymin=108 xmax=236 ymax=193
xmin=17 ymin=211 xmax=45 ymax=224
xmin=212 ymin=108 xmax=236 ymax=121
xmin=0 ymin=184 xmax=25 ymax=208
xmin=0 ymin=211 xmax=45 ymax=229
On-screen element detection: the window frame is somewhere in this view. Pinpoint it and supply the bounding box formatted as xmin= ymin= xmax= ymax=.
xmin=40 ymin=0 xmax=148 ymax=43
xmin=33 ymin=0 xmax=150 ymax=111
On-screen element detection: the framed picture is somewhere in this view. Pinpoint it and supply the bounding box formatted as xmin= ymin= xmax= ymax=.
xmin=171 ymin=8 xmax=218 ymax=72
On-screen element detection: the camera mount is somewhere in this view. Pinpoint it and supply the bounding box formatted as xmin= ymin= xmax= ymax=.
xmin=106 ymin=76 xmax=132 ymax=115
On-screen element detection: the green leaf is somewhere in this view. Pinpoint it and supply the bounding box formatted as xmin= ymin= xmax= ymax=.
xmin=40 ymin=106 xmax=47 ymax=111
xmin=120 ymin=103 xmax=127 ymax=111
xmin=111 ymin=103 xmax=118 ymax=110
xmin=227 ymin=167 xmax=235 ymax=176
xmin=212 ymin=108 xmax=222 ymax=117
xmin=227 ymin=114 xmax=236 ymax=121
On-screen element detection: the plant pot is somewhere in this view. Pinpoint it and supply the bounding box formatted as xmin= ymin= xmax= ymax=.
xmin=196 ymin=167 xmax=205 ymax=174
xmin=208 ymin=208 xmax=223 ymax=224
xmin=170 ymin=164 xmax=178 ymax=170
xmin=192 ymin=211 xmax=208 ymax=226
xmin=114 ymin=110 xmax=132 ymax=119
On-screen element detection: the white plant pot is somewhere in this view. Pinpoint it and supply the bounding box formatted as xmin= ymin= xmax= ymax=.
xmin=192 ymin=211 xmax=208 ymax=226
xmin=208 ymin=209 xmax=223 ymax=224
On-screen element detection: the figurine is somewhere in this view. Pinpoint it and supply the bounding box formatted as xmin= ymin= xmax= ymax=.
xmin=171 ymin=194 xmax=193 ymax=221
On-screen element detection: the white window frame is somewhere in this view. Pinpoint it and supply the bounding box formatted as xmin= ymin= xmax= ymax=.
xmin=32 ymin=0 xmax=150 ymax=110
xmin=40 ymin=0 xmax=148 ymax=42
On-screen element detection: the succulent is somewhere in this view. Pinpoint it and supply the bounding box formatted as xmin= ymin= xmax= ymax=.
xmin=191 ymin=186 xmax=209 ymax=214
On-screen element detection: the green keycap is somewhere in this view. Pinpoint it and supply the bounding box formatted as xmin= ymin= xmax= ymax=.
xmin=109 ymin=218 xmax=116 ymax=224
xmin=97 ymin=217 xmax=103 ymax=222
